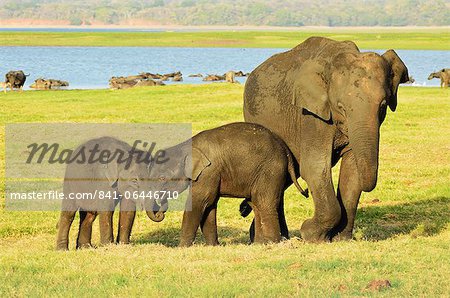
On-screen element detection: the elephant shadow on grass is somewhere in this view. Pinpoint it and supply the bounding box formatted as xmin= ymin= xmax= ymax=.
xmin=353 ymin=196 xmax=449 ymax=241
xmin=133 ymin=226 xmax=249 ymax=247
xmin=286 ymin=197 xmax=450 ymax=242
xmin=133 ymin=197 xmax=449 ymax=246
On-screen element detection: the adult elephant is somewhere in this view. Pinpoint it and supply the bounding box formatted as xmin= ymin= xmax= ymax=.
xmin=243 ymin=37 xmax=409 ymax=242
xmin=5 ymin=70 xmax=29 ymax=91
xmin=428 ymin=68 xmax=449 ymax=88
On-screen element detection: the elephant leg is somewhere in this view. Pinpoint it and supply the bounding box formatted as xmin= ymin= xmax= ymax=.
xmin=117 ymin=200 xmax=136 ymax=244
xmin=250 ymin=197 xmax=287 ymax=243
xmin=249 ymin=219 xmax=255 ymax=243
xmin=98 ymin=211 xmax=114 ymax=245
xmin=179 ymin=192 xmax=204 ymax=247
xmin=180 ymin=181 xmax=219 ymax=247
xmin=56 ymin=210 xmax=76 ymax=250
xmin=253 ymin=210 xmax=264 ymax=243
xmin=200 ymin=201 xmax=219 ymax=246
xmin=299 ymin=176 xmax=340 ymax=243
xmin=76 ymin=211 xmax=97 ymax=249
xmin=259 ymin=209 xmax=281 ymax=243
xmin=292 ymin=115 xmax=340 ymax=242
xmin=117 ymin=211 xmax=136 ymax=244
xmin=180 ymin=212 xmax=202 ymax=247
xmin=252 ymin=193 xmax=281 ymax=243
xmin=332 ymin=151 xmax=362 ymax=241
xmin=299 ymin=171 xmax=340 ymax=242
xmin=248 ymin=199 xmax=265 ymax=243
xmin=278 ymin=193 xmax=289 ymax=240
xmin=300 ymin=144 xmax=341 ymax=242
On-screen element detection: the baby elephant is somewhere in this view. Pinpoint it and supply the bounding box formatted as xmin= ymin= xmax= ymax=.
xmin=149 ymin=122 xmax=308 ymax=246
xmin=56 ymin=137 xmax=167 ymax=250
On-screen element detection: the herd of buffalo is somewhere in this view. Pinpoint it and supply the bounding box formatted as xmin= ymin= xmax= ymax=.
xmin=0 ymin=69 xmax=251 ymax=92
xmin=1 ymin=67 xmax=448 ymax=93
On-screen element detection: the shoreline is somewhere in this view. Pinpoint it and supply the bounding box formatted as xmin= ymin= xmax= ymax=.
xmin=1 ymin=24 xmax=449 ymax=32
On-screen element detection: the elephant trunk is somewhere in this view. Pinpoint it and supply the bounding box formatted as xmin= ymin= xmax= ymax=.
xmin=145 ymin=198 xmax=168 ymax=222
xmin=348 ymin=116 xmax=380 ymax=192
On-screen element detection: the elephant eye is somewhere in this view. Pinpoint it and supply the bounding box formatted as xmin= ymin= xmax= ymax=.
xmin=158 ymin=176 xmax=167 ymax=182
xmin=131 ymin=178 xmax=139 ymax=184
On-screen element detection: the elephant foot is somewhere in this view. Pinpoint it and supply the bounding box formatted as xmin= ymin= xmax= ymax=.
xmin=332 ymin=230 xmax=353 ymax=242
xmin=300 ymin=219 xmax=331 ymax=243
xmin=178 ymin=239 xmax=195 ymax=247
xmin=204 ymin=238 xmax=219 ymax=246
xmin=76 ymin=242 xmax=94 ymax=250
xmin=55 ymin=243 xmax=69 ymax=251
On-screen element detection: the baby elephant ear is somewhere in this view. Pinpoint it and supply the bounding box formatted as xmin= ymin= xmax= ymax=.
xmin=382 ymin=49 xmax=409 ymax=112
xmin=184 ymin=147 xmax=211 ymax=181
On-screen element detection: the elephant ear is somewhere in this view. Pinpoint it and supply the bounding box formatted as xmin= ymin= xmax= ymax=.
xmin=382 ymin=49 xmax=409 ymax=112
xmin=184 ymin=147 xmax=211 ymax=181
xmin=291 ymin=60 xmax=331 ymax=121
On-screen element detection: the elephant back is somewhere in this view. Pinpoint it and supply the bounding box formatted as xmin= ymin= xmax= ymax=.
xmin=243 ymin=37 xmax=359 ymax=118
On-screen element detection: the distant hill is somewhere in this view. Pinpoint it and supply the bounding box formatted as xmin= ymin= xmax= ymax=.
xmin=1 ymin=0 xmax=449 ymax=27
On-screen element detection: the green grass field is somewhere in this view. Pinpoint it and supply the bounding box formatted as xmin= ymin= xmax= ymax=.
xmin=1 ymin=29 xmax=449 ymax=50
xmin=0 ymin=85 xmax=449 ymax=296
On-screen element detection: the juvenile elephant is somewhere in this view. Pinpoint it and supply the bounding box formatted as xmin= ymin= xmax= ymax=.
xmin=56 ymin=137 xmax=166 ymax=250
xmin=428 ymin=69 xmax=449 ymax=88
xmin=5 ymin=70 xmax=29 ymax=91
xmin=244 ymin=37 xmax=409 ymax=242
xmin=148 ymin=122 xmax=308 ymax=247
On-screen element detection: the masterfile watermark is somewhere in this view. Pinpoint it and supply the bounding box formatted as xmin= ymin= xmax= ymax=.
xmin=5 ymin=123 xmax=192 ymax=211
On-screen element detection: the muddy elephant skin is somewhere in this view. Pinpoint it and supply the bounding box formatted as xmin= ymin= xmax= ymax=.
xmin=148 ymin=122 xmax=308 ymax=247
xmin=244 ymin=36 xmax=409 ymax=242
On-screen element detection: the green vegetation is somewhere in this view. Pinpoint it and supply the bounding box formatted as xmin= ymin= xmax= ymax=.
xmin=1 ymin=29 xmax=449 ymax=50
xmin=1 ymin=0 xmax=449 ymax=26
xmin=0 ymin=85 xmax=449 ymax=296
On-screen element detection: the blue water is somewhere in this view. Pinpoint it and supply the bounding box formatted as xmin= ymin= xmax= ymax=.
xmin=0 ymin=46 xmax=448 ymax=89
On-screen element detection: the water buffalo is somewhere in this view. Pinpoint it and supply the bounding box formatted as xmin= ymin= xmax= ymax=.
xmin=5 ymin=70 xmax=29 ymax=91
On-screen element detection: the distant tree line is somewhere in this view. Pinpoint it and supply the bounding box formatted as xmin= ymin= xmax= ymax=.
xmin=1 ymin=0 xmax=449 ymax=26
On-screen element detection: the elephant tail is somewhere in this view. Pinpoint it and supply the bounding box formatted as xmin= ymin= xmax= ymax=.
xmin=285 ymin=146 xmax=309 ymax=198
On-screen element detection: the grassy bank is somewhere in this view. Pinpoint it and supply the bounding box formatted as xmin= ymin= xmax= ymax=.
xmin=0 ymin=30 xmax=449 ymax=50
xmin=0 ymin=85 xmax=449 ymax=296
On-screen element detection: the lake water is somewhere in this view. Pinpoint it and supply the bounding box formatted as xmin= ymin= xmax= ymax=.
xmin=0 ymin=46 xmax=448 ymax=89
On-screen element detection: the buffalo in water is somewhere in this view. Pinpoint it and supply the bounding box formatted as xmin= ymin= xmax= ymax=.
xmin=30 ymin=78 xmax=69 ymax=90
xmin=5 ymin=70 xmax=29 ymax=91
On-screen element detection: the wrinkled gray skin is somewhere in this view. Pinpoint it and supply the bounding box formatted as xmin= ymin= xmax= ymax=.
xmin=56 ymin=137 xmax=167 ymax=250
xmin=244 ymin=37 xmax=409 ymax=242
xmin=5 ymin=70 xmax=29 ymax=91
xmin=148 ymin=122 xmax=308 ymax=247
xmin=428 ymin=68 xmax=449 ymax=88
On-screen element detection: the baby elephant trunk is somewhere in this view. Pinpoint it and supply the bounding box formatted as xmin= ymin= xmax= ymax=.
xmin=145 ymin=198 xmax=168 ymax=222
